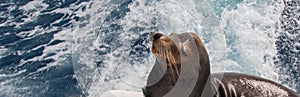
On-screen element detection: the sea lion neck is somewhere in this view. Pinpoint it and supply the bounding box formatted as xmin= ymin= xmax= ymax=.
xmin=178 ymin=33 xmax=213 ymax=97
xmin=143 ymin=60 xmax=182 ymax=97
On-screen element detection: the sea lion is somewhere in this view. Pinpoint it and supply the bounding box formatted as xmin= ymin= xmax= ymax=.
xmin=143 ymin=32 xmax=300 ymax=97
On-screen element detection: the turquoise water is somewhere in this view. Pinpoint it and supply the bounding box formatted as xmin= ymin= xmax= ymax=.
xmin=0 ymin=0 xmax=299 ymax=96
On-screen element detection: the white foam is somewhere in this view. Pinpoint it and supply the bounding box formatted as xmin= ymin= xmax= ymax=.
xmin=0 ymin=69 xmax=26 ymax=78
xmin=81 ymin=0 xmax=204 ymax=95
xmin=0 ymin=47 xmax=9 ymax=59
xmin=209 ymin=0 xmax=284 ymax=81
xmin=17 ymin=0 xmax=49 ymax=27
xmin=69 ymin=0 xmax=291 ymax=96
xmin=70 ymin=1 xmax=129 ymax=96
xmin=156 ymin=0 xmax=204 ymax=33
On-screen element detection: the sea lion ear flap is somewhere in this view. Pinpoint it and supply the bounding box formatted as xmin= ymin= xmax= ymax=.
xmin=189 ymin=32 xmax=204 ymax=47
xmin=181 ymin=39 xmax=192 ymax=56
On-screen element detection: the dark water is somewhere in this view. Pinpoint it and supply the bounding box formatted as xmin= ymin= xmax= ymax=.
xmin=275 ymin=0 xmax=300 ymax=93
xmin=0 ymin=0 xmax=87 ymax=96
xmin=0 ymin=0 xmax=299 ymax=97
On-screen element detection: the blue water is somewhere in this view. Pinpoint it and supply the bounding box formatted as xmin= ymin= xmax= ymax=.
xmin=0 ymin=0 xmax=299 ymax=97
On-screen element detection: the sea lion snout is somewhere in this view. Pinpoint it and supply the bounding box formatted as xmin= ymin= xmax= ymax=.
xmin=151 ymin=32 xmax=181 ymax=66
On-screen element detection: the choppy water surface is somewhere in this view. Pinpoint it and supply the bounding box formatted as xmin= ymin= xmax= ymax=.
xmin=0 ymin=0 xmax=299 ymax=97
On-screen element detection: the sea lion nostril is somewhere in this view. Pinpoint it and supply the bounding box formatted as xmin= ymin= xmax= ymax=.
xmin=152 ymin=32 xmax=163 ymax=41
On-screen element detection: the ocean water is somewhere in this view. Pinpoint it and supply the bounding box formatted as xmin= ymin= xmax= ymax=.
xmin=0 ymin=0 xmax=299 ymax=97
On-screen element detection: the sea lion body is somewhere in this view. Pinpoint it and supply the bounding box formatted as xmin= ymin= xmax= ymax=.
xmin=144 ymin=32 xmax=300 ymax=97
xmin=211 ymin=73 xmax=300 ymax=97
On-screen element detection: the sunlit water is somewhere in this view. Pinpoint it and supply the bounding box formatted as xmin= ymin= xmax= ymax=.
xmin=0 ymin=0 xmax=299 ymax=97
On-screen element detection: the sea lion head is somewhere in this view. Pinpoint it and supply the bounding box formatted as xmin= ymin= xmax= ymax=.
xmin=151 ymin=32 xmax=181 ymax=66
xmin=145 ymin=32 xmax=210 ymax=97
xmin=151 ymin=32 xmax=204 ymax=66
xmin=150 ymin=32 xmax=206 ymax=77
